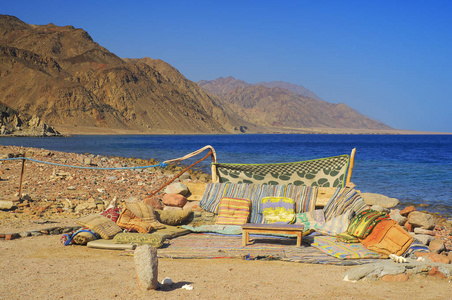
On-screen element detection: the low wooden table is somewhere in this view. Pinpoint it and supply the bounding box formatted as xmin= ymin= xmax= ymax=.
xmin=241 ymin=223 xmax=305 ymax=247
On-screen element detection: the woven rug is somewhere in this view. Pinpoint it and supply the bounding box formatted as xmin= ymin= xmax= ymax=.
xmin=311 ymin=236 xmax=388 ymax=260
xmin=156 ymin=233 xmax=383 ymax=266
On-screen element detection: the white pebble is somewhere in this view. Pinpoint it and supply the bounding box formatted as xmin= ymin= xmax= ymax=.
xmin=182 ymin=284 xmax=194 ymax=290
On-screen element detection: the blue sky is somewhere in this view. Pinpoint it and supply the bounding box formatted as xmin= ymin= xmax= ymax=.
xmin=2 ymin=0 xmax=451 ymax=132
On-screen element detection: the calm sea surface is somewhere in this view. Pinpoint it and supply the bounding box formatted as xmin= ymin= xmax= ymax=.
xmin=1 ymin=134 xmax=451 ymax=216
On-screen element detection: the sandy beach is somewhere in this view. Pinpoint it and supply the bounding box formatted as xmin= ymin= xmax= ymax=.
xmin=1 ymin=145 xmax=451 ymax=299
xmin=1 ymin=221 xmax=451 ymax=300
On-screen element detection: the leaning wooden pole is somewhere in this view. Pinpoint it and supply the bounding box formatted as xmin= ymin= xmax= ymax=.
xmin=345 ymin=148 xmax=356 ymax=187
xmin=18 ymin=158 xmax=26 ymax=200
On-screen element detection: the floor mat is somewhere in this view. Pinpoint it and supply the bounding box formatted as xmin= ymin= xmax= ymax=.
xmin=156 ymin=233 xmax=384 ymax=266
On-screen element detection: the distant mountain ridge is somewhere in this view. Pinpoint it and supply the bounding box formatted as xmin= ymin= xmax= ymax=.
xmin=0 ymin=15 xmax=392 ymax=134
xmin=198 ymin=77 xmax=391 ymax=130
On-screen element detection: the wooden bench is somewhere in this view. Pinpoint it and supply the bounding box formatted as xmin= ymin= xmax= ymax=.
xmin=241 ymin=223 xmax=305 ymax=247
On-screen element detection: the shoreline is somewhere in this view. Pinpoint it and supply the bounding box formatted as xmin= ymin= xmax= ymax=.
xmin=50 ymin=125 xmax=452 ymax=136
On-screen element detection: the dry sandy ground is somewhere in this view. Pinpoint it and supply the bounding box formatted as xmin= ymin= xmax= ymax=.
xmin=1 ymin=219 xmax=451 ymax=300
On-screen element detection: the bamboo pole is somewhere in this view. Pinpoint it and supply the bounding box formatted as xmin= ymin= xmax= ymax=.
xmin=18 ymin=158 xmax=26 ymax=200
xmin=210 ymin=147 xmax=219 ymax=183
xmin=345 ymin=148 xmax=356 ymax=187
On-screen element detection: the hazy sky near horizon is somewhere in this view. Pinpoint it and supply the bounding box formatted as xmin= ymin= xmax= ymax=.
xmin=2 ymin=0 xmax=451 ymax=132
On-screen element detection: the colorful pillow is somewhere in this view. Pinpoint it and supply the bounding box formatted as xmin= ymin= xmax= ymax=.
xmin=295 ymin=209 xmax=325 ymax=230
xmin=116 ymin=209 xmax=154 ymax=233
xmin=100 ymin=207 xmax=121 ymax=222
xmin=404 ymin=240 xmax=429 ymax=258
xmin=318 ymin=211 xmax=351 ymax=236
xmin=346 ymin=209 xmax=389 ymax=239
xmin=261 ymin=196 xmax=295 ymax=224
xmin=76 ymin=214 xmax=122 ymax=239
xmin=113 ymin=233 xmax=165 ymax=248
xmin=125 ymin=202 xmax=165 ymax=230
xmin=215 ymin=197 xmax=251 ymax=225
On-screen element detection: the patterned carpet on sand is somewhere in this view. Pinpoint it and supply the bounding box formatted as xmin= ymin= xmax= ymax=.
xmin=156 ymin=233 xmax=384 ymax=266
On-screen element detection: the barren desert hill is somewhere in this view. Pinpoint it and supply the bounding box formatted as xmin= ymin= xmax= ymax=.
xmin=0 ymin=15 xmax=249 ymax=134
xmin=0 ymin=14 xmax=393 ymax=135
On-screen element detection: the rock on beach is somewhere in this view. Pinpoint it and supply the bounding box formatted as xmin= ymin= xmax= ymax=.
xmin=134 ymin=245 xmax=159 ymax=290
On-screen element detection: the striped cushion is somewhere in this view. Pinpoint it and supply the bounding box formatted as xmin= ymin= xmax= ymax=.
xmin=216 ymin=197 xmax=251 ymax=225
xmin=200 ymin=183 xmax=317 ymax=224
xmin=336 ymin=232 xmax=361 ymax=243
xmin=261 ymin=196 xmax=295 ymax=224
xmin=76 ymin=214 xmax=122 ymax=240
xmin=323 ymin=188 xmax=368 ymax=221
xmin=346 ymin=209 xmax=390 ymax=239
xmin=318 ymin=211 xmax=351 ymax=236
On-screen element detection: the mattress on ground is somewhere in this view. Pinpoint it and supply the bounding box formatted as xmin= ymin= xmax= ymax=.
xmin=87 ymin=239 xmax=136 ymax=250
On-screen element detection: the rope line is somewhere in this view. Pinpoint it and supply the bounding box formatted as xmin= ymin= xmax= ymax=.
xmin=0 ymin=157 xmax=168 ymax=170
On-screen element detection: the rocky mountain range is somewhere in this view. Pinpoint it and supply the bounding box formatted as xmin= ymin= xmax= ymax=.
xmin=0 ymin=14 xmax=392 ymax=135
xmin=198 ymin=77 xmax=391 ymax=131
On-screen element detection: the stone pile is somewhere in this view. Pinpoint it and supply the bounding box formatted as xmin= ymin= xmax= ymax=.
xmin=0 ymin=145 xmax=210 ymax=225
xmin=343 ymin=259 xmax=452 ymax=282
xmin=0 ymin=225 xmax=81 ymax=240
xmin=362 ymin=193 xmax=452 ymax=261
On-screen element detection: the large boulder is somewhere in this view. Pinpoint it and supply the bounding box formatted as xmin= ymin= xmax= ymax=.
xmin=164 ymin=182 xmax=189 ymax=196
xmin=389 ymin=209 xmax=407 ymax=226
xmin=360 ymin=193 xmax=399 ymax=208
xmin=162 ymin=193 xmax=188 ymax=208
xmin=407 ymin=211 xmax=435 ymax=230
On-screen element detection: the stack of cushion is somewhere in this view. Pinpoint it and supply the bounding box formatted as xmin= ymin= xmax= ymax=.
xmin=335 ymin=209 xmax=389 ymax=243
xmin=116 ymin=202 xmax=166 ymax=233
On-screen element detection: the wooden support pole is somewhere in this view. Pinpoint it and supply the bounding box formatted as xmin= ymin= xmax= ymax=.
xmin=345 ymin=148 xmax=356 ymax=187
xmin=18 ymin=158 xmax=26 ymax=200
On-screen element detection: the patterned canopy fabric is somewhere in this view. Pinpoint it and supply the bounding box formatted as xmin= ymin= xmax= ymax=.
xmin=213 ymin=154 xmax=350 ymax=187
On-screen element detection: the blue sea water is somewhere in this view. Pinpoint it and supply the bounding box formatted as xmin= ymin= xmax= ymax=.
xmin=1 ymin=134 xmax=451 ymax=216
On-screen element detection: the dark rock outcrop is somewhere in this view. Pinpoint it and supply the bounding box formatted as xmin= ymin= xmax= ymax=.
xmin=0 ymin=102 xmax=60 ymax=136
